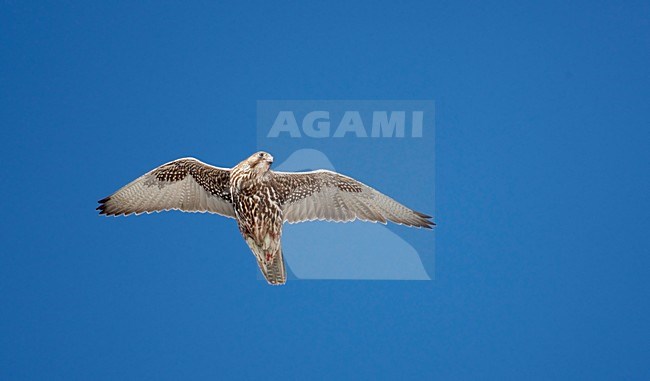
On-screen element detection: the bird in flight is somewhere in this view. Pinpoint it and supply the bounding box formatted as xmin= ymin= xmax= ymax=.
xmin=97 ymin=151 xmax=434 ymax=285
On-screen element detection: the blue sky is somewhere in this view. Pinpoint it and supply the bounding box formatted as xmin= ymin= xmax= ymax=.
xmin=1 ymin=1 xmax=649 ymax=379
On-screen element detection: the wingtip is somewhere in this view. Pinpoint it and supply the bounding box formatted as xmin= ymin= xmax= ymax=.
xmin=415 ymin=211 xmax=433 ymax=219
xmin=421 ymin=221 xmax=435 ymax=229
xmin=415 ymin=211 xmax=435 ymax=229
xmin=97 ymin=196 xmax=116 ymax=216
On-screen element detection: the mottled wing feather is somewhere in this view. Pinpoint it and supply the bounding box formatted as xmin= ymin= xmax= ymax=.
xmin=272 ymin=170 xmax=434 ymax=228
xmin=97 ymin=158 xmax=235 ymax=218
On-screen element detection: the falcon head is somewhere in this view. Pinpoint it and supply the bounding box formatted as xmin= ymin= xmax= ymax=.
xmin=247 ymin=151 xmax=274 ymax=173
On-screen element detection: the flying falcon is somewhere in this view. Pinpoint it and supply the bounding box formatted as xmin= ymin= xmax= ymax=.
xmin=97 ymin=152 xmax=434 ymax=285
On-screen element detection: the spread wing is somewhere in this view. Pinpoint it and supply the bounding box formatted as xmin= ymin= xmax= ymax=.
xmin=97 ymin=158 xmax=235 ymax=218
xmin=272 ymin=170 xmax=434 ymax=228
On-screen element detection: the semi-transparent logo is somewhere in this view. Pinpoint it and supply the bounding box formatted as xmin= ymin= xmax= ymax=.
xmin=257 ymin=100 xmax=435 ymax=281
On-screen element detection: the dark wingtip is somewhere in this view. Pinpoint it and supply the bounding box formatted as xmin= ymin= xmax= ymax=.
xmin=413 ymin=210 xmax=435 ymax=229
xmin=97 ymin=196 xmax=112 ymax=216
xmin=415 ymin=211 xmax=433 ymax=219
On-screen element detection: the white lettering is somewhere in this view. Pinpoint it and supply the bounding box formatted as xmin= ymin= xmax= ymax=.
xmin=302 ymin=111 xmax=330 ymax=138
xmin=371 ymin=111 xmax=405 ymax=137
xmin=267 ymin=111 xmax=301 ymax=138
xmin=333 ymin=111 xmax=367 ymax=138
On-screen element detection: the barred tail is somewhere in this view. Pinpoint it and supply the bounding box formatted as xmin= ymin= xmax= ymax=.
xmin=245 ymin=238 xmax=287 ymax=285
xmin=262 ymin=247 xmax=286 ymax=285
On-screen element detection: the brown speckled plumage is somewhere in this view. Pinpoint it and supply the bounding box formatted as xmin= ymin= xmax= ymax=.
xmin=98 ymin=151 xmax=434 ymax=285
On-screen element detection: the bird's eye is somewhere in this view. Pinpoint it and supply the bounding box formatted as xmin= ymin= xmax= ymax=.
xmin=258 ymin=153 xmax=264 ymax=158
